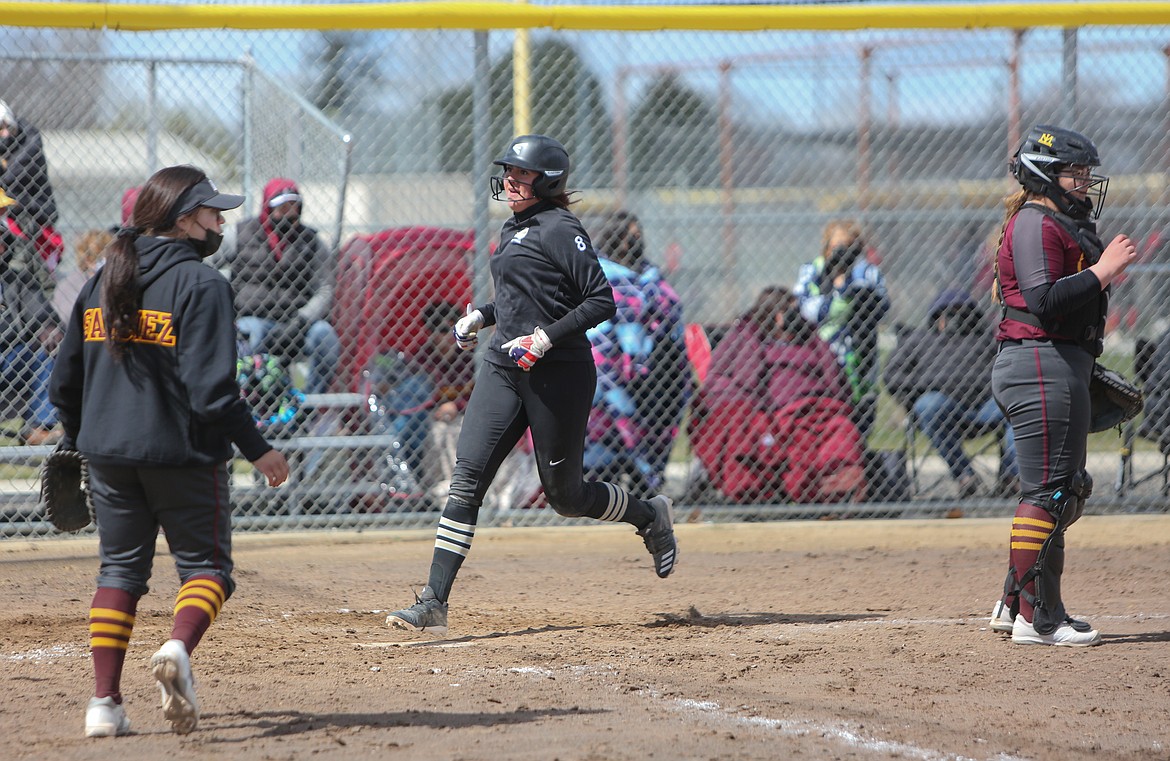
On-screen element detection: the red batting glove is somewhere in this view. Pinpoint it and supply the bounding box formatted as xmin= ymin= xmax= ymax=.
xmin=502 ymin=327 xmax=552 ymax=371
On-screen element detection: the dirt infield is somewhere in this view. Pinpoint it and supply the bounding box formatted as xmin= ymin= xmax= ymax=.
xmin=3 ymin=515 xmax=1169 ymax=761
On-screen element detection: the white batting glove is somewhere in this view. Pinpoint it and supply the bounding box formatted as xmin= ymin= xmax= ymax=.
xmin=453 ymin=304 xmax=485 ymax=351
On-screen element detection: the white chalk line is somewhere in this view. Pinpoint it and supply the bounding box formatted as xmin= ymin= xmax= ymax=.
xmin=0 ymin=643 xmax=88 ymax=662
xmin=668 ymin=695 xmax=1029 ymax=761
xmin=456 ymin=662 xmax=1031 ymax=761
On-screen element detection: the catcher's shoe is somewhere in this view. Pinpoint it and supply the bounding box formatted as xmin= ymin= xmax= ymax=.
xmin=151 ymin=639 xmax=199 ymax=734
xmin=638 ymin=495 xmax=678 ymax=578
xmin=989 ymin=600 xmax=1014 ymax=633
xmin=1011 ymin=615 xmax=1101 ymax=647
xmin=386 ymin=586 xmax=448 ymax=635
xmin=85 ymin=696 xmax=130 ymax=737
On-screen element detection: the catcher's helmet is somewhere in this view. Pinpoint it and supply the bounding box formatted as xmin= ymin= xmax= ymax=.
xmin=491 ymin=134 xmax=571 ymax=201
xmin=1011 ymin=124 xmax=1108 ymax=219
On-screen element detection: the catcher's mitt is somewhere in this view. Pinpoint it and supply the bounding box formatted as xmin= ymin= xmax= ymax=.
xmin=1089 ymin=362 xmax=1144 ymax=433
xmin=39 ymin=449 xmax=93 ymax=532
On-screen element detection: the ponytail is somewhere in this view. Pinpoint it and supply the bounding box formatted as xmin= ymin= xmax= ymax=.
xmin=991 ymin=189 xmax=1028 ymax=305
xmin=548 ymin=190 xmax=578 ymax=209
xmin=98 ymin=164 xmax=208 ymax=360
xmin=100 ymin=231 xmax=142 ymax=360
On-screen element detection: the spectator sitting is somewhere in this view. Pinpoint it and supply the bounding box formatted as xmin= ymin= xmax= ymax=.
xmin=0 ymin=99 xmax=63 ymax=273
xmin=883 ymin=289 xmax=1018 ymax=497
xmin=52 ymin=228 xmax=111 ymax=322
xmin=793 ymin=219 xmax=890 ymax=437
xmin=688 ymin=285 xmax=866 ymax=503
xmin=1138 ymin=327 xmax=1170 ymax=453
xmin=410 ymin=301 xmax=540 ymax=511
xmin=585 ymin=210 xmax=692 ymax=497
xmin=213 ymin=178 xmax=340 ymax=394
xmin=417 ymin=302 xmax=476 ymax=500
xmin=0 ymin=189 xmax=62 ymax=444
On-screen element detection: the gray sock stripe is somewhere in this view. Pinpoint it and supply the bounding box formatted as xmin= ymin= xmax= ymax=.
xmin=435 ymin=517 xmax=475 ymax=556
xmin=599 ymin=482 xmax=628 ymax=522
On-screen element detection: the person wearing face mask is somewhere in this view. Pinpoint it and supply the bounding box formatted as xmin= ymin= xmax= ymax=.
xmin=793 ymin=219 xmax=890 ymax=438
xmin=214 ymin=178 xmax=340 ymax=394
xmin=987 ymin=125 xmax=1137 ymax=647
xmin=688 ymin=285 xmax=865 ymax=503
xmin=49 ymin=165 xmax=290 ymax=737
xmin=0 ymin=99 xmax=63 ymax=273
xmin=883 ymin=288 xmax=1018 ymax=499
xmin=584 ymin=210 xmax=692 ymax=498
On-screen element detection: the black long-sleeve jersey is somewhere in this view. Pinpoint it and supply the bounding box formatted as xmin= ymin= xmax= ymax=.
xmin=480 ymin=200 xmax=616 ymax=366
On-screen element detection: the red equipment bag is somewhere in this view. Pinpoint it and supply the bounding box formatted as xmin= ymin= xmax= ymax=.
xmin=333 ymin=227 xmax=475 ymax=391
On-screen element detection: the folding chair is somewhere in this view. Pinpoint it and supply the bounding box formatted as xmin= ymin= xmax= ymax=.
xmin=1114 ymin=337 xmax=1170 ymax=498
xmin=902 ymin=405 xmax=1012 ymax=499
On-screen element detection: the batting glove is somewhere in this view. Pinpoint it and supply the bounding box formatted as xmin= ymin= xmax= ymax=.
xmin=502 ymin=327 xmax=552 ymax=371
xmin=453 ymin=305 xmax=485 ymax=351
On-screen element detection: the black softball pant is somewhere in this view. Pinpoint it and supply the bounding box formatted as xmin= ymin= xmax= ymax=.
xmin=90 ymin=461 xmax=235 ymax=599
xmin=450 ymin=358 xmax=608 ymax=515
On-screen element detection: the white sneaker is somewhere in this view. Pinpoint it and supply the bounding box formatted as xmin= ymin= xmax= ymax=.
xmin=989 ymin=600 xmax=1014 ymax=633
xmin=85 ymin=696 xmax=130 ymax=737
xmin=1011 ymin=614 xmax=1102 ymax=647
xmin=151 ymin=639 xmax=200 ymax=734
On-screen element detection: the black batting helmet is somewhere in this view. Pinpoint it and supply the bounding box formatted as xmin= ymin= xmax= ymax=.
xmin=1011 ymin=124 xmax=1108 ymax=219
xmin=491 ymin=134 xmax=571 ymax=200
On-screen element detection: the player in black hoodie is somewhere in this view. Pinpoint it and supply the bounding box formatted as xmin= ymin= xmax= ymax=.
xmin=384 ymin=135 xmax=678 ymax=637
xmin=49 ymin=165 xmax=289 ymax=737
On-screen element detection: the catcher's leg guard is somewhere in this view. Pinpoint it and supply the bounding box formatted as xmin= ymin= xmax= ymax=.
xmin=999 ymin=565 xmax=1020 ymax=621
xmin=1014 ymin=473 xmax=1092 ymax=634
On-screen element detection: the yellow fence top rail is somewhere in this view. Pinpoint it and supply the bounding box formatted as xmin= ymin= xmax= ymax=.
xmin=1 ymin=1 xmax=1169 ymax=32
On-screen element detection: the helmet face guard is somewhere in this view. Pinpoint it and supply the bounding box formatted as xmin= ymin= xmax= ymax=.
xmin=490 ymin=173 xmax=536 ymax=202
xmin=491 ymin=134 xmax=570 ymax=201
xmin=1058 ymin=168 xmax=1109 ymax=220
xmin=1012 ymin=125 xmax=1108 ymax=219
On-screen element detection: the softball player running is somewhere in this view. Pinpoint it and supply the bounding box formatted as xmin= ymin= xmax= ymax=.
xmin=385 ymin=135 xmax=677 ymax=636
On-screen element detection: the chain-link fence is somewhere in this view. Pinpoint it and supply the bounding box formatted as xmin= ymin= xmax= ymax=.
xmin=2 ymin=11 xmax=1170 ymax=538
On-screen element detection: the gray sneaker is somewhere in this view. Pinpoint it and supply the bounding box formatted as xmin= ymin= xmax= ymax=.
xmin=385 ymin=586 xmax=448 ymax=634
xmin=638 ymin=495 xmax=678 ymax=578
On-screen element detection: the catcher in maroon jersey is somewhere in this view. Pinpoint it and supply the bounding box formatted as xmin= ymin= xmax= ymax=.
xmin=988 ymin=125 xmax=1136 ymax=646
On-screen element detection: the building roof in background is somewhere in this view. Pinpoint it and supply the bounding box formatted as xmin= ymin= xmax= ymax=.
xmin=42 ymin=129 xmax=231 ymax=182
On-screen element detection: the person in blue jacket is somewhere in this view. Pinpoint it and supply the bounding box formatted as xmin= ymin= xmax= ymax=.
xmin=794 ymin=219 xmax=890 ymax=437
